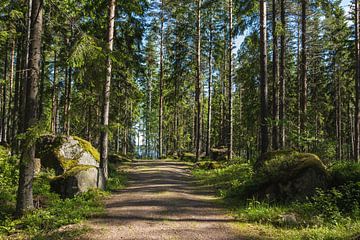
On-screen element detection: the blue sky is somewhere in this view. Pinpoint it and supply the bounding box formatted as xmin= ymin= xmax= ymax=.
xmin=234 ymin=0 xmax=352 ymax=53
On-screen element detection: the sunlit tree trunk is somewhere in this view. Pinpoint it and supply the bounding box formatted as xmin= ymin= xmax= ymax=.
xmin=100 ymin=0 xmax=116 ymax=179
xmin=228 ymin=0 xmax=233 ymax=160
xmin=159 ymin=0 xmax=164 ymax=158
xmin=195 ymin=0 xmax=202 ymax=161
xmin=279 ymin=0 xmax=286 ymax=148
xmin=300 ymin=0 xmax=307 ymax=139
xmin=259 ymin=0 xmax=269 ymax=159
xmin=206 ymin=17 xmax=213 ymax=157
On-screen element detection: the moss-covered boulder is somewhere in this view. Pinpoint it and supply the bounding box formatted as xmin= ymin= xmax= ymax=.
xmin=246 ymin=151 xmax=328 ymax=201
xmin=210 ymin=147 xmax=228 ymax=161
xmin=36 ymin=135 xmax=104 ymax=197
xmin=50 ymin=165 xmax=104 ymax=198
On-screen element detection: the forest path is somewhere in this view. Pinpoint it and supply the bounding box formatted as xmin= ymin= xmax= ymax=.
xmin=81 ymin=159 xmax=242 ymax=240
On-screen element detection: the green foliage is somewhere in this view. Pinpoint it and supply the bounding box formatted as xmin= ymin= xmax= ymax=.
xmin=193 ymin=163 xmax=253 ymax=197
xmin=106 ymin=163 xmax=128 ymax=192
xmin=194 ymin=161 xmax=222 ymax=170
xmin=0 ymin=147 xmax=18 ymax=218
xmin=329 ymin=161 xmax=360 ymax=187
xmin=0 ymin=188 xmax=106 ymax=237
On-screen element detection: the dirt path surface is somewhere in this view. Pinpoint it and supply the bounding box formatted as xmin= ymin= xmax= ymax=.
xmin=82 ymin=159 xmax=241 ymax=240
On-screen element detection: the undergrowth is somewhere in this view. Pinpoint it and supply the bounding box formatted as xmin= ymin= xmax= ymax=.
xmin=193 ymin=160 xmax=360 ymax=239
xmin=0 ymin=146 xmax=128 ymax=239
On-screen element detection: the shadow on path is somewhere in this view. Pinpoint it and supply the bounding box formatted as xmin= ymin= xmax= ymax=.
xmin=82 ymin=159 xmax=242 ymax=240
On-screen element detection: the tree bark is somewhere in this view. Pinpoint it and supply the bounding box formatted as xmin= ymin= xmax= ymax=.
xmin=159 ymin=0 xmax=164 ymax=158
xmin=195 ymin=0 xmax=202 ymax=161
xmin=300 ymin=0 xmax=307 ymax=138
xmin=279 ymin=0 xmax=286 ymax=148
xmin=259 ymin=0 xmax=269 ymax=158
xmin=1 ymin=46 xmax=8 ymax=143
xmin=16 ymin=0 xmax=43 ymax=215
xmin=272 ymin=0 xmax=279 ymax=150
xmin=228 ymin=0 xmax=233 ymax=160
xmin=100 ymin=0 xmax=116 ymax=179
xmin=51 ymin=52 xmax=58 ymax=134
xmin=206 ymin=17 xmax=213 ymax=157
xmin=7 ymin=39 xmax=16 ymax=143
xmin=355 ymin=0 xmax=360 ymax=162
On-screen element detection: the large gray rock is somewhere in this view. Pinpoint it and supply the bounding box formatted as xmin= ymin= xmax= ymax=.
xmin=51 ymin=166 xmax=105 ymax=197
xmin=37 ymin=135 xmax=105 ymax=197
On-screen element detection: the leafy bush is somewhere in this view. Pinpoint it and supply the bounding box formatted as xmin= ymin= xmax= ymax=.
xmin=329 ymin=161 xmax=360 ymax=187
xmin=0 ymin=147 xmax=19 ymax=219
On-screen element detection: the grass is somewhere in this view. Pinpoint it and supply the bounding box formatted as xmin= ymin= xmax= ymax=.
xmin=0 ymin=151 xmax=128 ymax=240
xmin=193 ymin=161 xmax=360 ymax=240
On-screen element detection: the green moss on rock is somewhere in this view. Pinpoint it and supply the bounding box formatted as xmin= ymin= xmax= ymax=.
xmin=243 ymin=151 xmax=328 ymax=202
xmin=73 ymin=136 xmax=100 ymax=162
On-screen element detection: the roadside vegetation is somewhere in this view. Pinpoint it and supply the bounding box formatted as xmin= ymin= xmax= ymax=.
xmin=0 ymin=146 xmax=128 ymax=240
xmin=193 ymin=157 xmax=360 ymax=239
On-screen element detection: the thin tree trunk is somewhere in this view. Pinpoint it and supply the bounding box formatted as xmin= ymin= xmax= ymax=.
xmin=51 ymin=52 xmax=57 ymax=134
xmin=355 ymin=0 xmax=360 ymax=162
xmin=100 ymin=0 xmax=116 ymax=179
xmin=336 ymin=63 xmax=342 ymax=160
xmin=12 ymin=38 xmax=23 ymax=146
xmin=195 ymin=0 xmax=202 ymax=161
xmin=279 ymin=0 xmax=286 ymax=148
xmin=1 ymin=47 xmax=8 ymax=143
xmin=38 ymin=49 xmax=45 ymax=120
xmin=259 ymin=0 xmax=269 ymax=159
xmin=64 ymin=67 xmax=72 ymax=135
xmin=7 ymin=39 xmax=16 ymax=143
xmin=159 ymin=0 xmax=164 ymax=158
xmin=206 ymin=18 xmax=213 ymax=157
xmin=16 ymin=0 xmax=43 ymax=215
xmin=272 ymin=0 xmax=279 ymax=150
xmin=228 ymin=0 xmax=233 ymax=160
xmin=300 ymin=0 xmax=307 ymax=138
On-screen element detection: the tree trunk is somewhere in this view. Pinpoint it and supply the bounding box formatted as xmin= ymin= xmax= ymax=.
xmin=279 ymin=0 xmax=286 ymax=148
xmin=7 ymin=39 xmax=16 ymax=143
xmin=38 ymin=49 xmax=45 ymax=120
xmin=12 ymin=38 xmax=23 ymax=146
xmin=259 ymin=0 xmax=269 ymax=158
xmin=100 ymin=0 xmax=116 ymax=179
xmin=300 ymin=0 xmax=307 ymax=138
xmin=64 ymin=67 xmax=72 ymax=135
xmin=16 ymin=0 xmax=43 ymax=215
xmin=206 ymin=18 xmax=213 ymax=157
xmin=1 ymin=46 xmax=8 ymax=143
xmin=336 ymin=65 xmax=342 ymax=160
xmin=228 ymin=0 xmax=233 ymax=160
xmin=272 ymin=0 xmax=279 ymax=150
xmin=159 ymin=0 xmax=164 ymax=158
xmin=355 ymin=0 xmax=360 ymax=162
xmin=51 ymin=52 xmax=57 ymax=134
xmin=195 ymin=0 xmax=202 ymax=161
